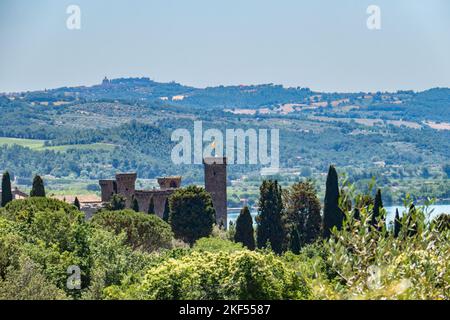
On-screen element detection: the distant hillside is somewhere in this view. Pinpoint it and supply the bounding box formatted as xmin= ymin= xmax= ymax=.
xmin=6 ymin=77 xmax=449 ymax=122
xmin=0 ymin=77 xmax=449 ymax=205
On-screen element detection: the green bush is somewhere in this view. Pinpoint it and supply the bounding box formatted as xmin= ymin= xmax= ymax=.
xmin=81 ymin=227 xmax=156 ymax=300
xmin=0 ymin=216 xmax=24 ymax=279
xmin=0 ymin=201 xmax=91 ymax=298
xmin=0 ymin=256 xmax=67 ymax=300
xmin=91 ymin=209 xmax=173 ymax=253
xmin=432 ymin=213 xmax=450 ymax=232
xmin=193 ymin=237 xmax=244 ymax=253
xmin=104 ymin=250 xmax=311 ymax=300
xmin=1 ymin=197 xmax=83 ymax=224
xmin=323 ymin=198 xmax=450 ymax=299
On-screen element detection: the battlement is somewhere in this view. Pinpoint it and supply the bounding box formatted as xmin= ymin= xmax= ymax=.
xmin=157 ymin=176 xmax=182 ymax=189
xmin=115 ymin=173 xmax=137 ymax=182
xmin=111 ymin=173 xmax=137 ymax=207
xmin=203 ymin=157 xmax=227 ymax=165
xmin=99 ymin=173 xmax=180 ymax=215
xmin=99 ymin=179 xmax=114 ymax=185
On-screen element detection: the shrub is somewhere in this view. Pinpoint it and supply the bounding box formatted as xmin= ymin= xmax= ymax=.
xmin=0 ymin=200 xmax=90 ymax=298
xmin=104 ymin=250 xmax=311 ymax=300
xmin=91 ymin=210 xmax=173 ymax=253
xmin=432 ymin=213 xmax=450 ymax=232
xmin=106 ymin=194 xmax=126 ymax=211
xmin=324 ymin=198 xmax=450 ymax=299
xmin=81 ymin=227 xmax=155 ymax=300
xmin=0 ymin=257 xmax=67 ymax=300
xmin=1 ymin=197 xmax=83 ymax=225
xmin=0 ymin=216 xmax=24 ymax=279
xmin=193 ymin=237 xmax=244 ymax=253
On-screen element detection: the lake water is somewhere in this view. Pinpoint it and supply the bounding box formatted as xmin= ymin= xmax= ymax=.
xmin=227 ymin=204 xmax=450 ymax=228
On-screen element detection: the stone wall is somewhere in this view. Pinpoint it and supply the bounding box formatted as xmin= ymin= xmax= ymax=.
xmin=134 ymin=190 xmax=173 ymax=218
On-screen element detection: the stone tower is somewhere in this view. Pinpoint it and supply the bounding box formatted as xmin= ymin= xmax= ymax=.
xmin=203 ymin=157 xmax=227 ymax=228
xmin=99 ymin=179 xmax=116 ymax=202
xmin=115 ymin=173 xmax=137 ymax=207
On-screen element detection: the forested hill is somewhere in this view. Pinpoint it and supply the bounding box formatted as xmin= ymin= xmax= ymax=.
xmin=5 ymin=77 xmax=314 ymax=109
xmin=4 ymin=78 xmax=450 ymax=122
xmin=0 ymin=78 xmax=449 ymax=205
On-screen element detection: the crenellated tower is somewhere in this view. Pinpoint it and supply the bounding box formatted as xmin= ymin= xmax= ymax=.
xmin=115 ymin=173 xmax=137 ymax=207
xmin=203 ymin=157 xmax=227 ymax=228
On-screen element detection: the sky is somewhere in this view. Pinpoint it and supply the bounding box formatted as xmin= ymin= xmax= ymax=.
xmin=0 ymin=0 xmax=449 ymax=93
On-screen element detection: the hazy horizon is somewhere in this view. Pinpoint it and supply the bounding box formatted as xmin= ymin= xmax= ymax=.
xmin=1 ymin=0 xmax=450 ymax=93
xmin=2 ymin=75 xmax=450 ymax=95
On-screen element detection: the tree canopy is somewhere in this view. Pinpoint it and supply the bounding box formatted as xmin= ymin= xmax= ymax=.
xmin=169 ymin=186 xmax=215 ymax=245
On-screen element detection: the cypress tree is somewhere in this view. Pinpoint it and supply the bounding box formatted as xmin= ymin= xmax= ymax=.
xmin=73 ymin=197 xmax=81 ymax=210
xmin=148 ymin=197 xmax=155 ymax=214
xmin=234 ymin=206 xmax=255 ymax=250
xmin=132 ymin=197 xmax=139 ymax=212
xmin=353 ymin=208 xmax=361 ymax=221
xmin=30 ymin=175 xmax=45 ymax=197
xmin=284 ymin=181 xmax=322 ymax=249
xmin=394 ymin=209 xmax=401 ymax=238
xmin=163 ymin=199 xmax=170 ymax=222
xmin=372 ymin=189 xmax=384 ymax=229
xmin=290 ymin=229 xmax=301 ymax=254
xmin=1 ymin=171 xmax=13 ymax=207
xmin=323 ymin=166 xmax=343 ymax=238
xmin=256 ymin=180 xmax=284 ymax=254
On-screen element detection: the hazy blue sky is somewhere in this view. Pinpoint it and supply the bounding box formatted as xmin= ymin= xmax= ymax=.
xmin=0 ymin=0 xmax=449 ymax=93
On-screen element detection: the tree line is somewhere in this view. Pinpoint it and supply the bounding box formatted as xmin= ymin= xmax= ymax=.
xmin=2 ymin=165 xmax=445 ymax=256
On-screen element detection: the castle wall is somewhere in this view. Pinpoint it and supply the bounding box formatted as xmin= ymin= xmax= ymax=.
xmin=135 ymin=190 xmax=173 ymax=218
xmin=134 ymin=190 xmax=153 ymax=214
xmin=153 ymin=192 xmax=171 ymax=218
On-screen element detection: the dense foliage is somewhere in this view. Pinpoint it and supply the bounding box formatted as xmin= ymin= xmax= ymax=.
xmin=91 ymin=210 xmax=173 ymax=253
xmin=104 ymin=250 xmax=311 ymax=300
xmin=0 ymin=185 xmax=450 ymax=300
xmin=0 ymin=198 xmax=162 ymax=300
xmin=169 ymin=186 xmax=215 ymax=245
xmin=284 ymin=181 xmax=322 ymax=252
xmin=0 ymin=83 xmax=449 ymax=205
